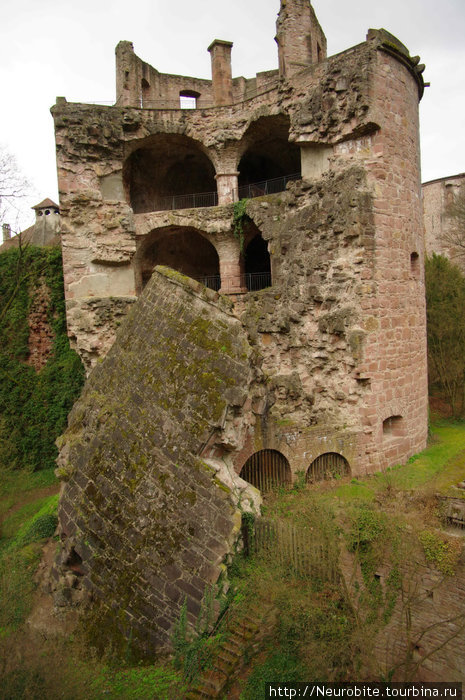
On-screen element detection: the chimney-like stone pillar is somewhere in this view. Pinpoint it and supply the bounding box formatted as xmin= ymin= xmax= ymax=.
xmin=208 ymin=40 xmax=234 ymax=107
xmin=115 ymin=41 xmax=140 ymax=107
xmin=2 ymin=223 xmax=11 ymax=243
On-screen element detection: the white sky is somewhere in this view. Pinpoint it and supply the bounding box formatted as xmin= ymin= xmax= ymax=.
xmin=1 ymin=0 xmax=464 ymax=231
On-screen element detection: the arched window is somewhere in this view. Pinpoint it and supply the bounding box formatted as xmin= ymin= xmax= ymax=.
xmin=240 ymin=449 xmax=291 ymax=493
xmin=180 ymin=90 xmax=200 ymax=109
xmin=238 ymin=115 xmax=301 ymax=199
xmin=244 ymin=234 xmax=271 ymax=291
xmin=141 ymin=78 xmax=150 ymax=107
xmin=383 ymin=415 xmax=404 ymax=438
xmin=306 ymin=453 xmax=350 ymax=483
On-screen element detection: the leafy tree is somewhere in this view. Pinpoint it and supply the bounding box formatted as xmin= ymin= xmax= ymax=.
xmin=425 ymin=253 xmax=465 ymax=416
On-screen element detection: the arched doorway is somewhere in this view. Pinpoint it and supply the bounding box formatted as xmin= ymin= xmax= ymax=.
xmin=238 ymin=115 xmax=301 ymax=198
xmin=240 ymin=449 xmax=291 ymax=493
xmin=123 ymin=134 xmax=217 ymax=213
xmin=135 ymin=226 xmax=220 ymax=293
xmin=306 ymin=453 xmax=350 ymax=483
xmin=244 ymin=234 xmax=271 ymax=291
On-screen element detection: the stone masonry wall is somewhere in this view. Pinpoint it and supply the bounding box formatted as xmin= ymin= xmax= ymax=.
xmin=51 ymin=2 xmax=430 ymax=653
xmin=422 ymin=173 xmax=465 ymax=268
xmin=54 ymin=267 xmax=260 ymax=656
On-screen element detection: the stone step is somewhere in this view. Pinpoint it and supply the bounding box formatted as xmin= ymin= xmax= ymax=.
xmin=186 ymin=603 xmax=276 ymax=699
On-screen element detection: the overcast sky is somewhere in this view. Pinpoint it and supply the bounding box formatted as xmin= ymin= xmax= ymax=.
xmin=1 ymin=0 xmax=464 ymax=230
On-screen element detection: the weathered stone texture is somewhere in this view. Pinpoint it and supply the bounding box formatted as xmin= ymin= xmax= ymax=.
xmin=52 ymin=0 xmax=430 ymax=654
xmin=55 ymin=267 xmax=259 ymax=654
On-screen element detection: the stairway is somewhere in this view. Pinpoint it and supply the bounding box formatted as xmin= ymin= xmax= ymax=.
xmin=185 ymin=604 xmax=276 ymax=699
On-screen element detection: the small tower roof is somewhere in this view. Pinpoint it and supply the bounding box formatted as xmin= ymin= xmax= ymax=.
xmin=32 ymin=198 xmax=60 ymax=211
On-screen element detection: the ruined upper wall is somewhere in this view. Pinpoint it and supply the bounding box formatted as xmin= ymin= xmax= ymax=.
xmin=275 ymin=0 xmax=327 ymax=78
xmin=422 ymin=172 xmax=465 ymax=267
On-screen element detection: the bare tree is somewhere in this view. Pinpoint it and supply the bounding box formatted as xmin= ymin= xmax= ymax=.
xmin=0 ymin=145 xmax=30 ymax=229
xmin=442 ymin=185 xmax=465 ymax=261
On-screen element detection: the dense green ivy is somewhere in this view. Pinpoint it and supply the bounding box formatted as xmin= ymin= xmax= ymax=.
xmin=0 ymin=245 xmax=85 ymax=471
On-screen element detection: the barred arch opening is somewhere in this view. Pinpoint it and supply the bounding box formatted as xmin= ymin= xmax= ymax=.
xmin=306 ymin=452 xmax=350 ymax=483
xmin=240 ymin=449 xmax=291 ymax=493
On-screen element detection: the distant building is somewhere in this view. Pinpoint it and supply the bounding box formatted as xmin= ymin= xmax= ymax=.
xmin=0 ymin=198 xmax=61 ymax=251
xmin=422 ymin=173 xmax=465 ymax=265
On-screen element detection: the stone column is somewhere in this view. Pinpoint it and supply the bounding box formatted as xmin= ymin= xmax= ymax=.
xmin=215 ymin=172 xmax=239 ymax=205
xmin=208 ymin=40 xmax=234 ymax=107
xmin=216 ymin=237 xmax=247 ymax=294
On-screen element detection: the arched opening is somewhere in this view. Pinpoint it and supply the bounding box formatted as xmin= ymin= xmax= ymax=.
xmin=238 ymin=115 xmax=301 ymax=198
xmin=141 ymin=78 xmax=150 ymax=107
xmin=124 ymin=134 xmax=217 ymax=213
xmin=135 ymin=226 xmax=220 ymax=293
xmin=306 ymin=453 xmax=350 ymax=483
xmin=410 ymin=252 xmax=420 ymax=278
xmin=244 ymin=234 xmax=271 ymax=291
xmin=240 ymin=449 xmax=291 ymax=493
xmin=383 ymin=415 xmax=404 ymax=438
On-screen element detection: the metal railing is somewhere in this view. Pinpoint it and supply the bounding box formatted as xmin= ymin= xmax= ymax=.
xmin=141 ymin=173 xmax=301 ymax=213
xmin=194 ymin=272 xmax=271 ymax=293
xmin=238 ymin=173 xmax=301 ymax=200
xmin=153 ymin=191 xmax=219 ymax=211
xmin=195 ymin=274 xmax=221 ymax=291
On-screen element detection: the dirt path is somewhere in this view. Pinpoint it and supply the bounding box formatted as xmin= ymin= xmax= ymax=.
xmin=0 ymin=482 xmax=60 ymax=525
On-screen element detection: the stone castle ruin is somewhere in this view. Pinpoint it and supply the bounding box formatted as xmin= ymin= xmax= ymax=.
xmin=52 ymin=0 xmax=429 ymax=654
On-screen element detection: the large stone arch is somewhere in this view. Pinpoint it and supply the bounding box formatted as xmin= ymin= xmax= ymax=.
xmin=134 ymin=225 xmax=220 ymax=293
xmin=237 ymin=114 xmax=301 ymax=195
xmin=123 ymin=133 xmax=217 ymax=214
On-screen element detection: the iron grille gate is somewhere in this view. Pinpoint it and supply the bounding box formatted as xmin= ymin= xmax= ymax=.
xmin=240 ymin=449 xmax=291 ymax=493
xmin=306 ymin=452 xmax=350 ymax=483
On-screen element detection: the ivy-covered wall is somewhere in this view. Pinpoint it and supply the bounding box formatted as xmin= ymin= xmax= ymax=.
xmin=0 ymin=246 xmax=85 ymax=471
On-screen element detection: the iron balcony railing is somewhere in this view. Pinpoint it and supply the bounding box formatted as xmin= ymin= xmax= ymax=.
xmin=195 ymin=272 xmax=271 ymax=293
xmin=154 ymin=191 xmax=219 ymax=211
xmin=238 ymin=173 xmax=301 ymax=200
xmin=150 ymin=173 xmax=301 ymax=212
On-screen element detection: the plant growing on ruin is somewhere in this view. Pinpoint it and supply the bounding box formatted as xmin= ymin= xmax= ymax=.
xmin=232 ymin=199 xmax=250 ymax=252
xmin=0 ymin=246 xmax=85 ymax=471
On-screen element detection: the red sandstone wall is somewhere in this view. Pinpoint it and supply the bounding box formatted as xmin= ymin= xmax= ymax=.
xmin=357 ymin=48 xmax=428 ymax=471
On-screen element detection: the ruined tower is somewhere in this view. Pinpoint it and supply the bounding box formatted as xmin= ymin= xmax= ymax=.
xmin=52 ymin=0 xmax=428 ymax=655
xmin=275 ymin=0 xmax=327 ymax=76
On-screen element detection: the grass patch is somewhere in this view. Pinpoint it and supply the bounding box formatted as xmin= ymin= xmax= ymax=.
xmin=0 ymin=467 xmax=57 ymax=518
xmin=1 ymin=493 xmax=58 ymax=542
xmin=0 ymin=475 xmax=59 ymax=638
xmin=88 ymin=664 xmax=186 ymax=699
